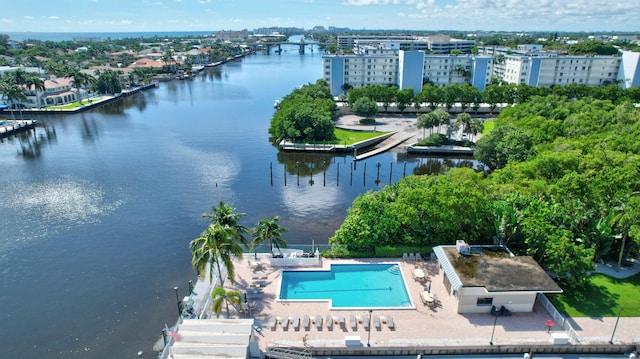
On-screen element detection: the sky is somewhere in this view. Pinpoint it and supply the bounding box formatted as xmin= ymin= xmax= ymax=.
xmin=1 ymin=0 xmax=639 ymax=34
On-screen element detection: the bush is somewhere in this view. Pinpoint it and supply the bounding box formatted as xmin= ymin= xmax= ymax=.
xmin=359 ymin=118 xmax=376 ymax=125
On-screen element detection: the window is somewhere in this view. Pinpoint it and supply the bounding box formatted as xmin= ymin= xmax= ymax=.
xmin=477 ymin=298 xmax=493 ymax=306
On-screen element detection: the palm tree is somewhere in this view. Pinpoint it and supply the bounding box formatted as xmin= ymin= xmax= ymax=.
xmin=203 ymin=201 xmax=250 ymax=245
xmin=0 ymin=79 xmax=27 ymax=120
xmin=417 ymin=113 xmax=431 ymax=139
xmin=190 ymin=223 xmax=245 ymax=286
xmin=25 ymin=74 xmax=45 ymax=107
xmin=211 ymin=286 xmax=243 ymax=319
xmin=65 ymin=68 xmax=95 ymax=105
xmin=455 ymin=112 xmax=472 ymax=139
xmin=251 ymin=216 xmax=287 ymax=256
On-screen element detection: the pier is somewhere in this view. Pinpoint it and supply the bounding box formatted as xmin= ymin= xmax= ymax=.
xmin=0 ymin=120 xmax=37 ymax=138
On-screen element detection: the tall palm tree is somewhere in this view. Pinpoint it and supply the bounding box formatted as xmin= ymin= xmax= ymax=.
xmin=0 ymin=79 xmax=27 ymax=120
xmin=25 ymin=74 xmax=45 ymax=107
xmin=251 ymin=216 xmax=287 ymax=256
xmin=203 ymin=201 xmax=250 ymax=245
xmin=211 ymin=286 xmax=243 ymax=319
xmin=66 ymin=68 xmax=95 ymax=105
xmin=190 ymin=223 xmax=245 ymax=286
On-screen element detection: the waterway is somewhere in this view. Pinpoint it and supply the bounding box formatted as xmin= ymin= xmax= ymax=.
xmin=0 ymin=39 xmax=481 ymax=359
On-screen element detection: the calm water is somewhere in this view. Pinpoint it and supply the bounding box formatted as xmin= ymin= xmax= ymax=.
xmin=280 ymin=264 xmax=412 ymax=308
xmin=0 ymin=40 xmax=479 ymax=359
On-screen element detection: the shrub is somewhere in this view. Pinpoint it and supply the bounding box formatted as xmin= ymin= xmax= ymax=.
xmin=359 ymin=118 xmax=376 ymax=125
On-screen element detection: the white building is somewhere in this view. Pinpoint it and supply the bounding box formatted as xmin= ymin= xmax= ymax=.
xmin=323 ymin=50 xmax=492 ymax=97
xmin=323 ymin=46 xmax=640 ymax=98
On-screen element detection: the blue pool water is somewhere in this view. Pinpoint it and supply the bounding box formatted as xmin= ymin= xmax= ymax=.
xmin=279 ymin=264 xmax=413 ymax=308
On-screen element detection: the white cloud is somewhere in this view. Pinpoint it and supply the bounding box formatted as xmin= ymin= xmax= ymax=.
xmin=1 ymin=18 xmax=12 ymax=23
xmin=24 ymin=15 xmax=33 ymax=20
xmin=198 ymin=0 xmax=212 ymax=3
xmin=48 ymin=16 xmax=60 ymax=20
xmin=78 ymin=19 xmax=133 ymax=26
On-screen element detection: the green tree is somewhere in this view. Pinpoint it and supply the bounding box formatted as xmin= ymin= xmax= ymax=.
xmin=394 ymin=88 xmax=414 ymax=112
xmin=352 ymin=96 xmax=378 ymax=119
xmin=475 ymin=124 xmax=535 ymax=170
xmin=65 ymin=68 xmax=95 ymax=104
xmin=211 ymin=286 xmax=243 ymax=319
xmin=251 ymin=216 xmax=288 ymax=256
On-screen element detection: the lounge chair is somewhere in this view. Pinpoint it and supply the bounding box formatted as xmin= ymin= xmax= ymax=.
xmin=252 ymin=276 xmax=268 ymax=280
xmin=409 ymin=253 xmax=415 ymax=261
xmin=268 ymin=315 xmax=277 ymax=330
xmin=421 ymin=291 xmax=434 ymax=306
xmin=362 ymin=314 xmax=370 ymax=330
xmin=314 ymin=315 xmax=323 ymax=330
xmin=373 ymin=315 xmax=381 ymax=330
xmin=402 ymin=253 xmax=409 ymax=260
xmin=349 ymin=315 xmax=357 ymax=330
xmin=303 ymin=315 xmax=310 ymax=330
xmin=291 ymin=315 xmax=301 ymax=330
xmin=280 ymin=316 xmax=288 ymax=330
xmin=416 ymin=253 xmax=422 ymax=261
xmin=336 ymin=315 xmax=345 ymax=328
xmin=413 ymin=268 xmax=425 ymax=282
xmin=386 ymin=315 xmax=395 ymax=329
xmin=326 ymin=315 xmax=333 ymax=330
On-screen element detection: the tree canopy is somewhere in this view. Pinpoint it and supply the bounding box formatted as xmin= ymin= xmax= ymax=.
xmin=268 ymin=80 xmax=336 ymax=142
xmin=331 ymin=94 xmax=640 ymax=288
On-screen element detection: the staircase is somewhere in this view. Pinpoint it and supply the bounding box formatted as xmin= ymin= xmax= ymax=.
xmin=264 ymin=344 xmax=312 ymax=359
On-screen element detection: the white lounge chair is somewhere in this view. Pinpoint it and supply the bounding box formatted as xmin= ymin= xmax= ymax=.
xmin=349 ymin=315 xmax=357 ymax=330
xmin=362 ymin=314 xmax=370 ymax=330
xmin=303 ymin=314 xmax=310 ymax=330
xmin=314 ymin=315 xmax=323 ymax=330
xmin=402 ymin=253 xmax=409 ymax=260
xmin=336 ymin=315 xmax=345 ymax=328
xmin=373 ymin=315 xmax=381 ymax=330
xmin=268 ymin=315 xmax=277 ymax=330
xmin=326 ymin=315 xmax=333 ymax=330
xmin=291 ymin=315 xmax=300 ymax=330
xmin=386 ymin=315 xmax=395 ymax=329
xmin=280 ymin=316 xmax=288 ymax=330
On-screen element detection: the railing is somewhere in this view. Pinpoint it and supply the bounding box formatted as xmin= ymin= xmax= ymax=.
xmin=537 ymin=293 xmax=581 ymax=343
xmin=265 ymin=343 xmax=313 ymax=359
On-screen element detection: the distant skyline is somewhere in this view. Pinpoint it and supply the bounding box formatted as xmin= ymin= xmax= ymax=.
xmin=2 ymin=0 xmax=639 ymax=34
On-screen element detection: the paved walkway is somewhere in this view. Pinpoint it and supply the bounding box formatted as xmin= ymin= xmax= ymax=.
xmin=595 ymin=258 xmax=639 ymax=279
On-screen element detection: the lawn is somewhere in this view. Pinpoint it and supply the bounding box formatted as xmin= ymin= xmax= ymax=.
xmin=45 ymin=98 xmax=104 ymax=110
xmin=333 ymin=128 xmax=390 ymax=145
xmin=549 ymin=273 xmax=640 ymax=317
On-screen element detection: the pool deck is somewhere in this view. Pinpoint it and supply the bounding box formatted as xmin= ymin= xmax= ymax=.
xmin=228 ymin=255 xmax=639 ymax=351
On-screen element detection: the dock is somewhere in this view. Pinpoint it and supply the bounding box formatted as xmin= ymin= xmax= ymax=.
xmin=0 ymin=120 xmax=37 ymax=138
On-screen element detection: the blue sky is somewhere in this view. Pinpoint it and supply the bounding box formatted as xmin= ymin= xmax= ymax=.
xmin=1 ymin=0 xmax=638 ymax=33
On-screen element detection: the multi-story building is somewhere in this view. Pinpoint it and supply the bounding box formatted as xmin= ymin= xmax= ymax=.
xmin=323 ymin=50 xmax=493 ymax=97
xmin=337 ymin=34 xmax=475 ymax=54
xmin=322 ymin=46 xmax=640 ymax=97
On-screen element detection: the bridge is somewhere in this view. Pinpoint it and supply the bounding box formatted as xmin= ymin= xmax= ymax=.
xmin=252 ymin=41 xmax=332 ymax=54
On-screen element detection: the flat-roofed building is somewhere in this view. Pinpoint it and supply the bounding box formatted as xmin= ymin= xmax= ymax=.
xmin=433 ymin=244 xmax=562 ymax=314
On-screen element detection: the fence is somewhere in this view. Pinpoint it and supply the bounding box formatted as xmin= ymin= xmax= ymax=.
xmin=537 ymin=293 xmax=581 ymax=343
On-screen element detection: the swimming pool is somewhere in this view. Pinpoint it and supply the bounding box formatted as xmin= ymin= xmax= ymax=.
xmin=279 ymin=263 xmax=413 ymax=309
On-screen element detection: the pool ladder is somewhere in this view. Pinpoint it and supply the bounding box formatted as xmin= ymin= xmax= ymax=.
xmin=387 ymin=264 xmax=400 ymax=275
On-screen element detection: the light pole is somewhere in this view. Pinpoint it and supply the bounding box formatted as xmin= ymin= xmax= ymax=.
xmin=174 ymin=286 xmax=181 ymax=316
xmin=609 ymin=307 xmax=623 ymax=344
xmin=367 ymin=310 xmax=373 ymax=347
xmin=489 ymin=315 xmax=498 ymax=345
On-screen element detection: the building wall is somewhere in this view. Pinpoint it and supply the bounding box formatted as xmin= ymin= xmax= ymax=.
xmin=456 ymin=286 xmax=537 ymax=314
xmin=618 ymin=50 xmax=640 ymax=88
xmin=471 ymin=56 xmax=492 ymax=90
xmin=399 ymin=51 xmax=424 ymax=94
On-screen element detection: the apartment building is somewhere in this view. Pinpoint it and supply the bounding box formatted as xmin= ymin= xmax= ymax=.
xmin=323 ymin=50 xmax=492 ymax=97
xmin=337 ymin=34 xmax=475 ymax=53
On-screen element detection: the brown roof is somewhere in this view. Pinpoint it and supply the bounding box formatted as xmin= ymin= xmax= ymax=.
xmin=443 ymin=246 xmax=562 ymax=293
xmin=128 ymin=58 xmax=165 ymax=68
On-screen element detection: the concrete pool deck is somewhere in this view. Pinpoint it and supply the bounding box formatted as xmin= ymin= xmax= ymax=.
xmin=227 ymin=255 xmax=639 ymax=351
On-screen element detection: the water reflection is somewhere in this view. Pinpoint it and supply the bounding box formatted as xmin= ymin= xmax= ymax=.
xmin=412 ymin=155 xmax=483 ymax=176
xmin=15 ymin=124 xmax=57 ymax=159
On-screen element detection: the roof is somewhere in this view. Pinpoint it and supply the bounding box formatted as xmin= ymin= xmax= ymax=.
xmin=128 ymin=57 xmax=165 ymax=68
xmin=434 ymin=245 xmax=562 ymax=293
